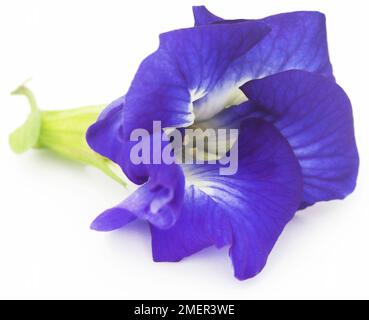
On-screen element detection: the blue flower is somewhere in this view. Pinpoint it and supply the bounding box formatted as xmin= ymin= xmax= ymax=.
xmin=86 ymin=6 xmax=359 ymax=280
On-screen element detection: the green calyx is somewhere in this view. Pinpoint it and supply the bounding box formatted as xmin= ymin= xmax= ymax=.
xmin=9 ymin=84 xmax=127 ymax=186
xmin=9 ymin=85 xmax=42 ymax=153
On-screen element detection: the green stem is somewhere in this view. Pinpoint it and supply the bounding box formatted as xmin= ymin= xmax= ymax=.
xmin=9 ymin=85 xmax=127 ymax=187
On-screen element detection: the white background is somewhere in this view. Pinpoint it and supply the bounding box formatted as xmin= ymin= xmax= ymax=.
xmin=0 ymin=0 xmax=368 ymax=299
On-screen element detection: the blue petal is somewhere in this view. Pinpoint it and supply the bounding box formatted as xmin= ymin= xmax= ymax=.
xmin=241 ymin=70 xmax=359 ymax=208
xmin=91 ymin=161 xmax=185 ymax=230
xmin=192 ymin=6 xmax=222 ymax=26
xmin=91 ymin=206 xmax=136 ymax=231
xmin=121 ymin=21 xmax=270 ymax=138
xmin=193 ymin=6 xmax=333 ymax=77
xmin=87 ymin=99 xmax=186 ymax=229
xmin=190 ymin=7 xmax=335 ymax=127
xmin=150 ymin=185 xmax=232 ymax=261
xmin=253 ymin=11 xmax=334 ymax=79
xmin=86 ymin=98 xmax=148 ymax=184
xmin=151 ymin=118 xmax=303 ymax=280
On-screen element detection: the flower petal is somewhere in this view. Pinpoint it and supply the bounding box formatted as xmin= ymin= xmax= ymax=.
xmin=241 ymin=70 xmax=359 ymax=208
xmin=150 ymin=185 xmax=232 ymax=261
xmin=91 ymin=206 xmax=136 ymax=231
xmin=86 ymin=97 xmax=152 ymax=184
xmin=193 ymin=6 xmax=223 ymax=26
xmin=193 ymin=6 xmax=333 ymax=79
xmin=254 ymin=11 xmax=334 ymax=79
xmin=151 ymin=118 xmax=303 ymax=280
xmin=121 ymin=21 xmax=270 ymax=138
xmin=91 ymin=160 xmax=185 ymax=230
xmin=190 ymin=7 xmax=334 ymax=123
xmin=87 ymin=99 xmax=187 ymax=228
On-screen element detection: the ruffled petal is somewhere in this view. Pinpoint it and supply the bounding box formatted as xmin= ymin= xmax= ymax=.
xmin=87 ymin=99 xmax=186 ymax=228
xmin=193 ymin=6 xmax=333 ymax=79
xmin=151 ymin=118 xmax=303 ymax=280
xmin=241 ymin=70 xmax=359 ymax=208
xmin=190 ymin=7 xmax=334 ymax=123
xmin=86 ymin=97 xmax=148 ymax=184
xmin=150 ymin=185 xmax=232 ymax=261
xmin=253 ymin=11 xmax=334 ymax=79
xmin=91 ymin=161 xmax=185 ymax=230
xmin=87 ymin=99 xmax=183 ymax=186
xmin=121 ymin=21 xmax=270 ymax=138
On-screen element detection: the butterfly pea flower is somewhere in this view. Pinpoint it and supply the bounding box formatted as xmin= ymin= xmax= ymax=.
xmin=86 ymin=6 xmax=358 ymax=280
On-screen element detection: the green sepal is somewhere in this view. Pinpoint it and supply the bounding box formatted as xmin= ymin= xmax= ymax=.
xmin=9 ymin=85 xmax=42 ymax=153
